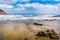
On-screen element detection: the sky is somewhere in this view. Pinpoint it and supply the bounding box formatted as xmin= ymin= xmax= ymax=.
xmin=0 ymin=0 xmax=60 ymax=15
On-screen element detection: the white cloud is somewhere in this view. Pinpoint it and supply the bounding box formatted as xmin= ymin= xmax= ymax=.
xmin=0 ymin=0 xmax=30 ymax=4
xmin=1 ymin=3 xmax=60 ymax=15
xmin=0 ymin=0 xmax=17 ymax=4
xmin=0 ymin=4 xmax=14 ymax=9
xmin=17 ymin=3 xmax=60 ymax=15
xmin=18 ymin=0 xmax=30 ymax=2
xmin=35 ymin=4 xmax=60 ymax=15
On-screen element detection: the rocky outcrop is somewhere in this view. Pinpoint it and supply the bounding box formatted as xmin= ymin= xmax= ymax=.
xmin=35 ymin=29 xmax=59 ymax=40
xmin=0 ymin=9 xmax=6 ymax=15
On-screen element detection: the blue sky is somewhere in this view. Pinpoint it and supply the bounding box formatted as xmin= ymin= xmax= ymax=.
xmin=0 ymin=0 xmax=60 ymax=15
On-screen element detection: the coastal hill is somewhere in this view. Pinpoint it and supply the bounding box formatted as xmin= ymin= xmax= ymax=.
xmin=0 ymin=9 xmax=6 ymax=15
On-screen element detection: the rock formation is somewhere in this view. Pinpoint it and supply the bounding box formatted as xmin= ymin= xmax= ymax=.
xmin=0 ymin=9 xmax=6 ymax=15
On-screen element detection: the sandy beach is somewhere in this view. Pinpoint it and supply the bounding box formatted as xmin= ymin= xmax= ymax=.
xmin=0 ymin=19 xmax=60 ymax=40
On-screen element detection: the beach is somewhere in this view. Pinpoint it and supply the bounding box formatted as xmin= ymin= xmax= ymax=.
xmin=0 ymin=19 xmax=60 ymax=40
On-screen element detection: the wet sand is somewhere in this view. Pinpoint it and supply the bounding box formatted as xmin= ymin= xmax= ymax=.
xmin=0 ymin=19 xmax=60 ymax=40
